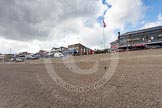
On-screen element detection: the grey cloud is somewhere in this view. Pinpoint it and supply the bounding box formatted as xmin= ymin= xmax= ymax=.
xmin=0 ymin=0 xmax=98 ymax=41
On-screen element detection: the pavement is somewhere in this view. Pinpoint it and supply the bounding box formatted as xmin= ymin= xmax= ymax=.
xmin=0 ymin=49 xmax=162 ymax=108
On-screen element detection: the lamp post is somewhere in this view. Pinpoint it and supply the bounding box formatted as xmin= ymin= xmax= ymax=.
xmin=103 ymin=25 xmax=105 ymax=50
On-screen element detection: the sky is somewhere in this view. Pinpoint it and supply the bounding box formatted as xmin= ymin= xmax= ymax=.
xmin=0 ymin=0 xmax=162 ymax=54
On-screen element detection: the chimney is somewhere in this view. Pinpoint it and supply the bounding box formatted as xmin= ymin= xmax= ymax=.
xmin=118 ymin=32 xmax=120 ymax=39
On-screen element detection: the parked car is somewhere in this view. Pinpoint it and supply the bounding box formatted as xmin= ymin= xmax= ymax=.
xmin=54 ymin=53 xmax=64 ymax=58
xmin=25 ymin=55 xmax=39 ymax=60
xmin=16 ymin=58 xmax=24 ymax=62
xmin=10 ymin=58 xmax=16 ymax=62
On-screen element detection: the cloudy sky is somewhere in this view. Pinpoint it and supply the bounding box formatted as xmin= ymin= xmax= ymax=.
xmin=0 ymin=0 xmax=162 ymax=54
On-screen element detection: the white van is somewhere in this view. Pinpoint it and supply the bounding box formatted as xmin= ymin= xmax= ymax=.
xmin=54 ymin=53 xmax=64 ymax=58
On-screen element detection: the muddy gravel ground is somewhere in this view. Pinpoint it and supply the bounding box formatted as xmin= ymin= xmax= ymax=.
xmin=0 ymin=49 xmax=162 ymax=108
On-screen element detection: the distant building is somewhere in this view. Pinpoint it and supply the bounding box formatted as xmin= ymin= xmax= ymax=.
xmin=20 ymin=52 xmax=31 ymax=56
xmin=5 ymin=54 xmax=13 ymax=60
xmin=51 ymin=47 xmax=60 ymax=53
xmin=0 ymin=54 xmax=5 ymax=62
xmin=59 ymin=47 xmax=68 ymax=52
xmin=111 ymin=26 xmax=162 ymax=50
xmin=39 ymin=50 xmax=49 ymax=57
xmin=51 ymin=47 xmax=68 ymax=53
xmin=68 ymin=43 xmax=93 ymax=55
xmin=110 ymin=40 xmax=119 ymax=52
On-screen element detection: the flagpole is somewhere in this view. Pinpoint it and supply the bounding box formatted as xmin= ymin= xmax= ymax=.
xmin=103 ymin=25 xmax=105 ymax=50
xmin=103 ymin=18 xmax=105 ymax=50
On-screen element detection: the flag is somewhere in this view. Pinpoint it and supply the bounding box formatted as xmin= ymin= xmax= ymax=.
xmin=103 ymin=19 xmax=106 ymax=28
xmin=102 ymin=0 xmax=112 ymax=8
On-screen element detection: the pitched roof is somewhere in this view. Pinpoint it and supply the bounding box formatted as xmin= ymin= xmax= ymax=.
xmin=110 ymin=40 xmax=118 ymax=44
xmin=121 ymin=26 xmax=162 ymax=37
